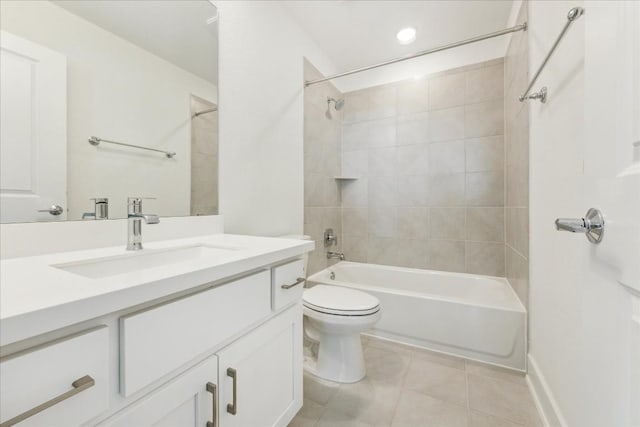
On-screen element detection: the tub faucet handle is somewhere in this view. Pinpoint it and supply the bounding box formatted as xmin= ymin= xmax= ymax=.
xmin=324 ymin=228 xmax=338 ymax=247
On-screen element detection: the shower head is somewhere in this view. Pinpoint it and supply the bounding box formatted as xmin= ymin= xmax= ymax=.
xmin=326 ymin=97 xmax=345 ymax=119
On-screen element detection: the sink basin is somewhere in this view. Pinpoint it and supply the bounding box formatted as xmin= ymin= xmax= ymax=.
xmin=52 ymin=245 xmax=241 ymax=279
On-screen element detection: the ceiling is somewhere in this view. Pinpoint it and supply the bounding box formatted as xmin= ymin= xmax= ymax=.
xmin=54 ymin=0 xmax=218 ymax=85
xmin=284 ymin=1 xmax=515 ymax=91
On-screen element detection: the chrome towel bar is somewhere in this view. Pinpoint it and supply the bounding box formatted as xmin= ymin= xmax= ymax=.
xmin=519 ymin=7 xmax=585 ymax=103
xmin=88 ymin=136 xmax=176 ymax=158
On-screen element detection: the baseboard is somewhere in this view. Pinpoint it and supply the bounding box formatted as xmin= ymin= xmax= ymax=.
xmin=526 ymin=354 xmax=567 ymax=427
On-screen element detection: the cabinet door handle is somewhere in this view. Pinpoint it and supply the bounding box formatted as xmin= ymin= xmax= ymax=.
xmin=226 ymin=368 xmax=237 ymax=415
xmin=281 ymin=277 xmax=305 ymax=290
xmin=206 ymin=382 xmax=217 ymax=427
xmin=0 ymin=375 xmax=94 ymax=427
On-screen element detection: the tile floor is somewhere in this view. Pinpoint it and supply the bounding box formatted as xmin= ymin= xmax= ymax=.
xmin=289 ymin=336 xmax=542 ymax=427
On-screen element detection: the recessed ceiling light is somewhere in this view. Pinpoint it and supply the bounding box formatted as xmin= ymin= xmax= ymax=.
xmin=396 ymin=27 xmax=416 ymax=45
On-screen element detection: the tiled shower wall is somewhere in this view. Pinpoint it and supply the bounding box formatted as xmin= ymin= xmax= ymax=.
xmin=303 ymin=59 xmax=343 ymax=275
xmin=190 ymin=95 xmax=219 ymax=216
xmin=340 ymin=59 xmax=506 ymax=275
xmin=505 ymin=2 xmax=530 ymax=307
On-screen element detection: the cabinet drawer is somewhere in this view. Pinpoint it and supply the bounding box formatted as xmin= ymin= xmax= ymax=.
xmin=272 ymin=259 xmax=305 ymax=311
xmin=120 ymin=270 xmax=271 ymax=397
xmin=0 ymin=327 xmax=109 ymax=427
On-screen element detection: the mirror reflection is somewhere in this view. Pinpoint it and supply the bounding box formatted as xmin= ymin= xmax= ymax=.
xmin=0 ymin=0 xmax=218 ymax=223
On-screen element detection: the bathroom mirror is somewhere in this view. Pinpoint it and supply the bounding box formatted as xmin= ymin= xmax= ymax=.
xmin=0 ymin=0 xmax=218 ymax=223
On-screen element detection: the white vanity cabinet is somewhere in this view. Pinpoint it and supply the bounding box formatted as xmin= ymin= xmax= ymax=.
xmin=119 ymin=270 xmax=271 ymax=397
xmin=0 ymin=327 xmax=109 ymax=427
xmin=0 ymin=239 xmax=310 ymax=427
xmin=103 ymin=304 xmax=302 ymax=427
xmin=99 ymin=355 xmax=218 ymax=427
xmin=217 ymin=304 xmax=302 ymax=427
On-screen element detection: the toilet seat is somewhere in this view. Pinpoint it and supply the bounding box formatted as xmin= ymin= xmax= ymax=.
xmin=303 ymin=285 xmax=380 ymax=316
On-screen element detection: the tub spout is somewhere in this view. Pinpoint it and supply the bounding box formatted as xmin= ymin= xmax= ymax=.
xmin=327 ymin=251 xmax=345 ymax=260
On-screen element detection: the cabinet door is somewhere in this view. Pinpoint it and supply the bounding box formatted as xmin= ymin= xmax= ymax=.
xmin=101 ymin=355 xmax=218 ymax=427
xmin=217 ymin=305 xmax=302 ymax=427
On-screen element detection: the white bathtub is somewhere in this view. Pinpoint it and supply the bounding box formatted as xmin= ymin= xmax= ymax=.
xmin=307 ymin=261 xmax=526 ymax=371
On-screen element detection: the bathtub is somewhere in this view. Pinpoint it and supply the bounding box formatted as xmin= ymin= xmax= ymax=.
xmin=307 ymin=261 xmax=526 ymax=371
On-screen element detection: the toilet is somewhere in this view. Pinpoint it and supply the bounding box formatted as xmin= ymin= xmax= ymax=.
xmin=278 ymin=235 xmax=381 ymax=383
xmin=302 ymin=285 xmax=381 ymax=383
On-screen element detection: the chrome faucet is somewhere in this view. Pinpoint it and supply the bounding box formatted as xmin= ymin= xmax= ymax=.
xmin=326 ymin=251 xmax=345 ymax=261
xmin=82 ymin=198 xmax=109 ymax=220
xmin=127 ymin=197 xmax=159 ymax=251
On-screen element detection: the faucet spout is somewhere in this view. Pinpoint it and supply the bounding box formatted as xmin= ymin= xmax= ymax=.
xmin=126 ymin=197 xmax=160 ymax=250
xmin=129 ymin=213 xmax=160 ymax=224
xmin=327 ymin=251 xmax=345 ymax=261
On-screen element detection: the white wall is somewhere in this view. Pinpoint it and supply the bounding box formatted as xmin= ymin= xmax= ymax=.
xmin=528 ymin=1 xmax=639 ymax=426
xmin=0 ymin=1 xmax=217 ymax=220
xmin=216 ymin=1 xmax=338 ymax=236
xmin=527 ymin=3 xmax=585 ymax=425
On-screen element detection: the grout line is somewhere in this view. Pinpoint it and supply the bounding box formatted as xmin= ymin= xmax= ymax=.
xmin=506 ymin=242 xmax=528 ymax=260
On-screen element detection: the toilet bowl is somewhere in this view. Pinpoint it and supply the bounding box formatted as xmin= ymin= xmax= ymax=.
xmin=303 ymin=284 xmax=381 ymax=383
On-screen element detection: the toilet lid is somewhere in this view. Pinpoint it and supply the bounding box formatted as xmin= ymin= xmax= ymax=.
xmin=303 ymin=285 xmax=380 ymax=316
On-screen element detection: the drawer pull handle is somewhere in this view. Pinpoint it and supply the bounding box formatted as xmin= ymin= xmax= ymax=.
xmin=226 ymin=368 xmax=237 ymax=415
xmin=0 ymin=375 xmax=95 ymax=427
xmin=281 ymin=277 xmax=305 ymax=290
xmin=206 ymin=382 xmax=217 ymax=427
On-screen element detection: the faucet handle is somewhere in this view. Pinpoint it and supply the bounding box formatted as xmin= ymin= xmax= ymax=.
xmin=88 ymin=197 xmax=109 ymax=220
xmin=127 ymin=197 xmax=155 ymax=215
xmin=128 ymin=197 xmax=156 ymax=203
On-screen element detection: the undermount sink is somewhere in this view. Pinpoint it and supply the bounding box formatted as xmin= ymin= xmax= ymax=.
xmin=52 ymin=244 xmax=241 ymax=279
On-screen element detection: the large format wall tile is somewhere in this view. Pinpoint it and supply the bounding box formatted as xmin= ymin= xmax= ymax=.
xmin=504 ymin=1 xmax=530 ymax=308
xmin=335 ymin=59 xmax=507 ymax=276
xmin=429 ymin=72 xmax=466 ymax=110
xmin=429 ymin=106 xmax=465 ymax=142
xmin=303 ymin=60 xmax=344 ymax=274
xmin=465 ymin=100 xmax=504 ymax=138
xmin=397 ymin=79 xmax=429 ymax=115
xmin=466 ymin=63 xmax=505 ymax=104
xmin=304 ymin=58 xmax=510 ymax=277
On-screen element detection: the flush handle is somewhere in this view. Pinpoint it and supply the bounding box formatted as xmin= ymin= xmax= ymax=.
xmin=37 ymin=205 xmax=64 ymax=216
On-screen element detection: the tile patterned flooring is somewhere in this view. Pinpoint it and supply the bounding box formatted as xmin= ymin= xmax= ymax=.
xmin=289 ymin=336 xmax=542 ymax=427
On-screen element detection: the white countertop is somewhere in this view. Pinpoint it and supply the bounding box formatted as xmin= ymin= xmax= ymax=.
xmin=0 ymin=234 xmax=314 ymax=346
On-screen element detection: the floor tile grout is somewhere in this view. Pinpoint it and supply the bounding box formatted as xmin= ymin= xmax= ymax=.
xmin=294 ymin=335 xmax=537 ymax=427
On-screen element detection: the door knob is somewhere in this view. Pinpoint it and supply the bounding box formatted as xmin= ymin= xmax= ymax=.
xmin=37 ymin=205 xmax=64 ymax=216
xmin=555 ymin=208 xmax=604 ymax=244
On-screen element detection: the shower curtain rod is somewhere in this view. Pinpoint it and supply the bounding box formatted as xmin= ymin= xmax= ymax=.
xmin=304 ymin=23 xmax=528 ymax=87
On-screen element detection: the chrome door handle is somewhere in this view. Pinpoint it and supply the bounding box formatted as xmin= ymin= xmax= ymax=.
xmin=206 ymin=382 xmax=217 ymax=427
xmin=281 ymin=277 xmax=305 ymax=289
xmin=36 ymin=205 xmax=64 ymax=216
xmin=555 ymin=208 xmax=604 ymax=244
xmin=226 ymin=368 xmax=237 ymax=415
xmin=0 ymin=375 xmax=94 ymax=427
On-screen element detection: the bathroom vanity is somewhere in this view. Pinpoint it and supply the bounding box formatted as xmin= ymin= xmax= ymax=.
xmin=0 ymin=231 xmax=313 ymax=427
